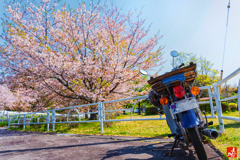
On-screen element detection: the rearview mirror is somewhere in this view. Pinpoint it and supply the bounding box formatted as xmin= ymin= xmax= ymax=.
xmin=140 ymin=69 xmax=148 ymax=76
xmin=170 ymin=50 xmax=178 ymax=57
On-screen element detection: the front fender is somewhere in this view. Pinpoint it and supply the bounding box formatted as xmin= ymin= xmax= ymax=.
xmin=180 ymin=109 xmax=199 ymax=129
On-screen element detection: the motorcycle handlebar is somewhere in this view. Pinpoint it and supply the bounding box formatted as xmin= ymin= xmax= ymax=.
xmin=178 ymin=63 xmax=184 ymax=69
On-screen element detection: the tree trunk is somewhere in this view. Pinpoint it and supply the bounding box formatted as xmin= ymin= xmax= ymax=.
xmin=85 ymin=114 xmax=88 ymax=119
xmin=89 ymin=110 xmax=97 ymax=120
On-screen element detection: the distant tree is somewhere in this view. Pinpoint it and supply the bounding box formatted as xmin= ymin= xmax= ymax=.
xmin=195 ymin=56 xmax=219 ymax=87
xmin=172 ymin=52 xmax=198 ymax=67
xmin=198 ymin=56 xmax=219 ymax=76
xmin=173 ymin=52 xmax=219 ymax=87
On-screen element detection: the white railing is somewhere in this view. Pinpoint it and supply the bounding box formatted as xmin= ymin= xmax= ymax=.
xmin=7 ymin=95 xmax=168 ymax=133
xmin=0 ymin=110 xmax=29 ymax=122
xmin=213 ymin=67 xmax=240 ymax=133
xmin=7 ymin=93 xmax=217 ymax=134
xmin=6 ymin=68 xmax=239 ymax=134
xmin=198 ymin=85 xmax=216 ymax=118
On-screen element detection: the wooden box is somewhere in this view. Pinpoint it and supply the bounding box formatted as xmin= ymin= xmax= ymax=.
xmin=148 ymin=63 xmax=197 ymax=93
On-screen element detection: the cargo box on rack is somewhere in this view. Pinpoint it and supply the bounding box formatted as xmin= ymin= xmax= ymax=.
xmin=148 ymin=62 xmax=197 ymax=94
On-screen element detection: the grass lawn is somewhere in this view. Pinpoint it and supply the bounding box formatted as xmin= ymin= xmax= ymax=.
xmin=9 ymin=111 xmax=240 ymax=159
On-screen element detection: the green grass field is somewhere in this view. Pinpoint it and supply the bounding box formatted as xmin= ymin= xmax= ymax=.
xmin=9 ymin=111 xmax=240 ymax=159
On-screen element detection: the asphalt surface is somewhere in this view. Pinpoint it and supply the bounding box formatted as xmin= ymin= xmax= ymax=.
xmin=0 ymin=127 xmax=223 ymax=160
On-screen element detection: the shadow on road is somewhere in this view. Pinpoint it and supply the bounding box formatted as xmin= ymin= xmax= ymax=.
xmin=101 ymin=142 xmax=196 ymax=160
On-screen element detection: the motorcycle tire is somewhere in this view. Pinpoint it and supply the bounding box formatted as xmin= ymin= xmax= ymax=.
xmin=188 ymin=127 xmax=208 ymax=160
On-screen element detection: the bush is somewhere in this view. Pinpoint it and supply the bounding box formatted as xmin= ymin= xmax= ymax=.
xmin=68 ymin=123 xmax=79 ymax=128
xmin=56 ymin=117 xmax=67 ymax=122
xmin=221 ymin=102 xmax=238 ymax=112
xmin=229 ymin=103 xmax=238 ymax=111
xmin=199 ymin=103 xmax=209 ymax=113
xmin=104 ymin=112 xmax=117 ymax=128
xmin=0 ymin=121 xmax=8 ymax=127
xmin=221 ymin=102 xmax=230 ymax=112
xmin=199 ymin=102 xmax=238 ymax=113
xmin=199 ymin=103 xmax=216 ymax=113
xmin=145 ymin=106 xmax=158 ymax=115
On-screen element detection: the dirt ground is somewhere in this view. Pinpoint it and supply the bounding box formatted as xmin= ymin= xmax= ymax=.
xmin=0 ymin=127 xmax=223 ymax=160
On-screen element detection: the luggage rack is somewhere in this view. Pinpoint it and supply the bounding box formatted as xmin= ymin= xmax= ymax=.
xmin=148 ymin=62 xmax=197 ymax=94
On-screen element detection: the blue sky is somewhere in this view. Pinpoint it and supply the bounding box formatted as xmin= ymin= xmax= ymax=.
xmin=0 ymin=0 xmax=239 ymax=86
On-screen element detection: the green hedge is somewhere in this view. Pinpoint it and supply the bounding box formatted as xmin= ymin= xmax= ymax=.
xmin=0 ymin=121 xmax=8 ymax=127
xmin=144 ymin=102 xmax=237 ymax=115
xmin=199 ymin=102 xmax=238 ymax=113
xmin=145 ymin=102 xmax=238 ymax=115
xmin=145 ymin=106 xmax=158 ymax=115
xmin=228 ymin=103 xmax=238 ymax=111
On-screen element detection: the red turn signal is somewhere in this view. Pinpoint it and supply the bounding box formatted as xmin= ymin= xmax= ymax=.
xmin=160 ymin=97 xmax=169 ymax=105
xmin=191 ymin=86 xmax=200 ymax=95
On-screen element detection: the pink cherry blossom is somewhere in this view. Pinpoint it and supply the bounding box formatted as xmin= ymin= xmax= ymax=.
xmin=0 ymin=0 xmax=164 ymax=111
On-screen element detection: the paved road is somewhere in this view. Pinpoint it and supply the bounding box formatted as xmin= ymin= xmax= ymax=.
xmin=0 ymin=127 xmax=223 ymax=160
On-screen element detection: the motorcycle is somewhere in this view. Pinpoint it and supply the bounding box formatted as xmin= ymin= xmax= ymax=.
xmin=140 ymin=62 xmax=219 ymax=160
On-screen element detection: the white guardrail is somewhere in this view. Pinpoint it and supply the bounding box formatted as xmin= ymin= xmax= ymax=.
xmin=0 ymin=111 xmax=35 ymax=122
xmin=198 ymin=85 xmax=216 ymax=119
xmin=6 ymin=91 xmax=217 ymax=134
xmin=5 ymin=68 xmax=240 ymax=134
xmin=213 ymin=67 xmax=240 ymax=133
xmin=8 ymin=96 xmax=165 ymax=133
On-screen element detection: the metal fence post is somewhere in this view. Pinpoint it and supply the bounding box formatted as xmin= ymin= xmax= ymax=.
xmin=213 ymin=85 xmax=225 ymax=133
xmin=23 ymin=114 xmax=26 ymax=130
xmin=102 ymin=103 xmax=105 ymax=121
xmin=101 ymin=103 xmax=104 ymax=134
xmin=8 ymin=115 xmax=10 ymax=129
xmin=52 ymin=110 xmax=55 ymax=132
xmin=208 ymin=87 xmax=214 ymax=117
xmin=131 ymin=110 xmax=133 ymax=119
xmin=238 ymin=79 xmax=240 ymax=118
xmin=47 ymin=111 xmax=50 ymax=131
xmin=7 ymin=112 xmax=9 ymax=120
xmin=98 ymin=103 xmax=104 ymax=134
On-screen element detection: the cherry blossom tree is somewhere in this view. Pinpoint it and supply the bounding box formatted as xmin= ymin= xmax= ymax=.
xmin=0 ymin=84 xmax=36 ymax=111
xmin=0 ymin=84 xmax=16 ymax=110
xmin=0 ymin=0 xmax=164 ymax=110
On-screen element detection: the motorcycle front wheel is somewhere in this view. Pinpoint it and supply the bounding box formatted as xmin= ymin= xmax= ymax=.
xmin=188 ymin=127 xmax=207 ymax=160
